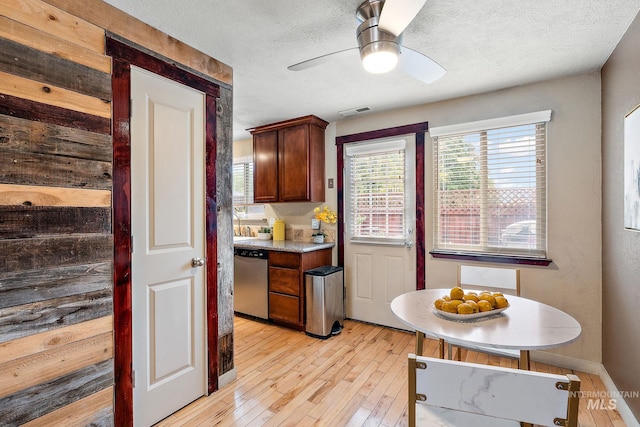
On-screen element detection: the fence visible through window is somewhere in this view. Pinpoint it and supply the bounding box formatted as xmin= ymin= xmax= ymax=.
xmin=438 ymin=188 xmax=537 ymax=248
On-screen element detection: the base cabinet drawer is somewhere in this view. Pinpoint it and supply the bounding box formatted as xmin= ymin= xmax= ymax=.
xmin=269 ymin=267 xmax=300 ymax=295
xmin=268 ymin=251 xmax=300 ymax=269
xmin=269 ymin=293 xmax=300 ymax=324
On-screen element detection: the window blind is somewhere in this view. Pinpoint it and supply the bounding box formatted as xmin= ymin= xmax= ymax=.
xmin=346 ymin=141 xmax=406 ymax=243
xmin=432 ymin=112 xmax=549 ymax=258
xmin=232 ymin=162 xmax=254 ymax=205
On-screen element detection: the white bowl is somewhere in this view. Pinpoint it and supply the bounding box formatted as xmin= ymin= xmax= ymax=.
xmin=257 ymin=233 xmax=272 ymax=240
xmin=433 ymin=303 xmax=509 ymax=321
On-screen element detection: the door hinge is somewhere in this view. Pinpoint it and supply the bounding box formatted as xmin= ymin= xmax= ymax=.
xmin=132 ymin=369 xmax=136 ymax=388
xmin=131 ymin=235 xmax=134 ymax=253
xmin=130 ymin=98 xmax=133 ymax=117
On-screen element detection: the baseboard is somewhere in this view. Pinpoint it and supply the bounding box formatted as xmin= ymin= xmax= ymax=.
xmin=530 ymin=350 xmax=602 ymax=374
xmin=217 ymin=367 xmax=237 ymax=389
xmin=596 ymin=365 xmax=640 ymax=427
xmin=530 ymin=351 xmax=639 ymax=426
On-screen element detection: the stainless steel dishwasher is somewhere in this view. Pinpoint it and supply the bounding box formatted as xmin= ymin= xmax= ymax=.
xmin=233 ymin=248 xmax=269 ymax=319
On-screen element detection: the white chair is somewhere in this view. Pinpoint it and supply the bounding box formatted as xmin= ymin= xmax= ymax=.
xmin=448 ymin=265 xmax=526 ymax=367
xmin=408 ymin=354 xmax=580 ymax=427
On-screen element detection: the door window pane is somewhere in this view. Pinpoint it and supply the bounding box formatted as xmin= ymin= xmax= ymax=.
xmin=346 ymin=140 xmax=406 ymax=244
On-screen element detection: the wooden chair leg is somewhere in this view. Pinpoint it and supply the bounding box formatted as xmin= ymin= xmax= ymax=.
xmin=438 ymin=338 xmax=445 ymax=359
xmin=519 ymin=350 xmax=530 ymax=370
xmin=415 ymin=331 xmax=424 ymax=356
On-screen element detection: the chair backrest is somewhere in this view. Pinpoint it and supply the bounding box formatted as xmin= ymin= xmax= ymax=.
xmin=457 ymin=265 xmax=520 ymax=296
xmin=408 ymin=354 xmax=580 ymax=427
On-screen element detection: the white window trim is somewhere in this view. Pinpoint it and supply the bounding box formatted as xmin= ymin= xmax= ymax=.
xmin=345 ymin=139 xmax=406 ymax=156
xmin=429 ymin=110 xmax=552 ymax=138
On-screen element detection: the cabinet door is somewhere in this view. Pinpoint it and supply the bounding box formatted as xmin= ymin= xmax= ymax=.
xmin=253 ymin=130 xmax=278 ymax=202
xmin=279 ymin=124 xmax=310 ymax=202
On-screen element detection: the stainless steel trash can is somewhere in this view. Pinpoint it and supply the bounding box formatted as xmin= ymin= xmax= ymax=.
xmin=305 ymin=266 xmax=344 ymax=339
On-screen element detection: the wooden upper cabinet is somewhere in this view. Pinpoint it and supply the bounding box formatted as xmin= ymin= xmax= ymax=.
xmin=251 ymin=115 xmax=328 ymax=203
xmin=252 ymin=130 xmax=279 ymax=203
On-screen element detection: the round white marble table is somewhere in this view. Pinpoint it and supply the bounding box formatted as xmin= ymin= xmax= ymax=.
xmin=391 ymin=289 xmax=582 ymax=369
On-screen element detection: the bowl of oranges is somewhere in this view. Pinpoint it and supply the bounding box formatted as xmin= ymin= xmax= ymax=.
xmin=433 ymin=286 xmax=509 ymax=320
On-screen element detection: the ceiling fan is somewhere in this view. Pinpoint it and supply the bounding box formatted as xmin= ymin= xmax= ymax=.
xmin=288 ymin=0 xmax=446 ymax=84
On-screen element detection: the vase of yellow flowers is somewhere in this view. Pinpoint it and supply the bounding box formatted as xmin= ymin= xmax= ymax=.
xmin=312 ymin=205 xmax=337 ymax=243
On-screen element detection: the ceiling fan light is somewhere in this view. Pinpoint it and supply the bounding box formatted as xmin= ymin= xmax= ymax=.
xmin=362 ymin=49 xmax=398 ymax=74
xmin=356 ymin=9 xmax=402 ymax=75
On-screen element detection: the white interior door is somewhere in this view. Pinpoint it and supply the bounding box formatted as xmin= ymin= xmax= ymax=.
xmin=343 ymin=135 xmax=416 ymax=330
xmin=131 ymin=67 xmax=206 ymax=426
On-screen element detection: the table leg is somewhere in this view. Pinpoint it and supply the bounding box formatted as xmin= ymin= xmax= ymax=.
xmin=415 ymin=331 xmax=424 ymax=355
xmin=519 ymin=350 xmax=530 ymax=370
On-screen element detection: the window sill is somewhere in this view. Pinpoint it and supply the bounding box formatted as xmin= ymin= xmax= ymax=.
xmin=429 ymin=251 xmax=552 ymax=266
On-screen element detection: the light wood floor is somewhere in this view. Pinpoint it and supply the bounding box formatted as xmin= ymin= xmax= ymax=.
xmin=157 ymin=316 xmax=627 ymax=426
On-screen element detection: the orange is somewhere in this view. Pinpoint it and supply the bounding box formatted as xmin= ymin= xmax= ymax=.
xmin=477 ymin=300 xmax=493 ymax=312
xmin=495 ymin=296 xmax=509 ymax=308
xmin=450 ymin=286 xmax=464 ymax=300
xmin=441 ymin=301 xmax=458 ymax=313
xmin=478 ymin=293 xmax=496 ymax=308
xmin=449 ymin=299 xmax=464 ymax=310
xmin=465 ymin=300 xmax=479 ymax=313
xmin=463 ymin=293 xmax=479 ymax=303
xmin=457 ymin=303 xmax=474 ymax=315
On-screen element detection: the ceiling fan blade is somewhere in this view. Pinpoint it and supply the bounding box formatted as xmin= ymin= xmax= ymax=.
xmin=378 ymin=0 xmax=428 ymax=37
xmin=399 ymin=46 xmax=446 ymax=84
xmin=288 ymin=48 xmax=358 ymax=71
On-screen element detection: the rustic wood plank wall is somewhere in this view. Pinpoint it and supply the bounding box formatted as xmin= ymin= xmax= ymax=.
xmin=216 ymin=86 xmax=235 ymax=378
xmin=0 ymin=1 xmax=114 ymax=425
xmin=0 ymin=0 xmax=233 ymax=425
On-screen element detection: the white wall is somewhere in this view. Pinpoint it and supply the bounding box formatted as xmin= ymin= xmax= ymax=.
xmin=334 ymin=72 xmax=603 ymax=363
xmin=233 ymin=138 xmax=252 ymax=158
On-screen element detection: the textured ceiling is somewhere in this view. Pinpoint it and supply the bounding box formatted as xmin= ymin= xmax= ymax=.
xmin=103 ymin=0 xmax=640 ymax=140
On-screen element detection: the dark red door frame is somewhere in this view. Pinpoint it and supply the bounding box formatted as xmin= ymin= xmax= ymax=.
xmin=108 ymin=37 xmax=220 ymax=426
xmin=335 ymin=122 xmax=428 ymax=290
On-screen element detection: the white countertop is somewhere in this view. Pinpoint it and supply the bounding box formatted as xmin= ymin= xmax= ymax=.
xmin=233 ymin=237 xmax=334 ymax=253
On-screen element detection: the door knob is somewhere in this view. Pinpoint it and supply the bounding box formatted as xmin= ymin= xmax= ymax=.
xmin=191 ymin=257 xmax=205 ymax=267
